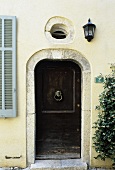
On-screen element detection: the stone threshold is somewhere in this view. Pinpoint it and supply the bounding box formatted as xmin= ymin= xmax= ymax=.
xmin=0 ymin=164 xmax=114 ymax=170
xmin=89 ymin=169 xmax=114 ymax=170
xmin=30 ymin=159 xmax=87 ymax=170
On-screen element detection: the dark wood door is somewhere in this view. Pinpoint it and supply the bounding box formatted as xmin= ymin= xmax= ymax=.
xmin=35 ymin=60 xmax=81 ymax=159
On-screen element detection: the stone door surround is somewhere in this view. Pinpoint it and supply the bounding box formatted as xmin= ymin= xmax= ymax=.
xmin=26 ymin=49 xmax=91 ymax=165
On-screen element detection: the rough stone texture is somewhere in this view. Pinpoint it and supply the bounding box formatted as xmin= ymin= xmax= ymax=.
xmin=26 ymin=113 xmax=35 ymax=164
xmin=0 ymin=166 xmax=114 ymax=170
xmin=26 ymin=69 xmax=35 ymax=118
xmin=30 ymin=159 xmax=87 ymax=170
xmin=89 ymin=169 xmax=114 ymax=170
xmin=81 ymin=111 xmax=91 ymax=162
xmin=26 ymin=49 xmax=91 ymax=165
xmin=63 ymin=50 xmax=90 ymax=71
xmin=82 ymin=71 xmax=91 ymax=111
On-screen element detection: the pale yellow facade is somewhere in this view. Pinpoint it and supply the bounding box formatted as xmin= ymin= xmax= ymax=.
xmin=0 ymin=0 xmax=115 ymax=169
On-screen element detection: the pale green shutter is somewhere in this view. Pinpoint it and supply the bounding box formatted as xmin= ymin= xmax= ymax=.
xmin=0 ymin=16 xmax=16 ymax=117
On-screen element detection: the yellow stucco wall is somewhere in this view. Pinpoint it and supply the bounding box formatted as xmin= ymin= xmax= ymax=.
xmin=0 ymin=0 xmax=115 ymax=168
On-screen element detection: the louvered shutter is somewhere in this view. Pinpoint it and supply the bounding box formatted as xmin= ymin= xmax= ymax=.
xmin=0 ymin=16 xmax=16 ymax=117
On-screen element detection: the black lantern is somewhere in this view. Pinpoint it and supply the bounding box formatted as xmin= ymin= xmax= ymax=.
xmin=83 ymin=19 xmax=96 ymax=42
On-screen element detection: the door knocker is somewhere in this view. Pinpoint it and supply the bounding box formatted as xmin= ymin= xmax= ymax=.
xmin=54 ymin=90 xmax=63 ymax=102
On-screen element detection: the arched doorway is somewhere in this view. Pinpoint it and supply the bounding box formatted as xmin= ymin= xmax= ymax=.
xmin=35 ymin=60 xmax=81 ymax=159
xmin=26 ymin=49 xmax=91 ymax=165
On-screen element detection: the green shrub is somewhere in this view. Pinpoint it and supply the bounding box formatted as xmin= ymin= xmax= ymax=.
xmin=93 ymin=67 xmax=115 ymax=168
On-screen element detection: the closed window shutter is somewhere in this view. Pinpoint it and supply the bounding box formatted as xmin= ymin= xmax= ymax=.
xmin=0 ymin=16 xmax=16 ymax=117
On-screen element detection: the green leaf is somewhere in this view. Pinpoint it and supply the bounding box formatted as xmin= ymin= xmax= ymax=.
xmin=92 ymin=67 xmax=115 ymax=165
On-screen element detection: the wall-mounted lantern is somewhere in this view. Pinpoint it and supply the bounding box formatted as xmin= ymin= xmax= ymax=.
xmin=83 ymin=19 xmax=96 ymax=42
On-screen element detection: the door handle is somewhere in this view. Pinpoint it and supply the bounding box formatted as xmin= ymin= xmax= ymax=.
xmin=54 ymin=90 xmax=63 ymax=101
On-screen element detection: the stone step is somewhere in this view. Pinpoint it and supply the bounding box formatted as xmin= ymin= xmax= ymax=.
xmin=30 ymin=159 xmax=87 ymax=170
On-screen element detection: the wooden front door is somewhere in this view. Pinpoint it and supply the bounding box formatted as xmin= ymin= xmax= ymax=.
xmin=35 ymin=60 xmax=81 ymax=159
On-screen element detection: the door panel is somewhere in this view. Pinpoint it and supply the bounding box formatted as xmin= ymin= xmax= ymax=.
xmin=35 ymin=60 xmax=81 ymax=159
xmin=42 ymin=67 xmax=75 ymax=112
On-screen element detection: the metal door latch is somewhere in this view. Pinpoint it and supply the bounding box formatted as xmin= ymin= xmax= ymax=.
xmin=54 ymin=90 xmax=63 ymax=101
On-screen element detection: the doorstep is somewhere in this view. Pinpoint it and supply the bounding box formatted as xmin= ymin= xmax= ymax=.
xmin=30 ymin=159 xmax=87 ymax=170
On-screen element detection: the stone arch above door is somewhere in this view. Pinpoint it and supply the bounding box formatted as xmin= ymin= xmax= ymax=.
xmin=26 ymin=49 xmax=91 ymax=165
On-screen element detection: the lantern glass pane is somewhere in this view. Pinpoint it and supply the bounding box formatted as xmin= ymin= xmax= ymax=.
xmin=89 ymin=30 xmax=92 ymax=36
xmin=85 ymin=30 xmax=88 ymax=36
xmin=89 ymin=26 xmax=93 ymax=36
xmin=84 ymin=26 xmax=88 ymax=36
